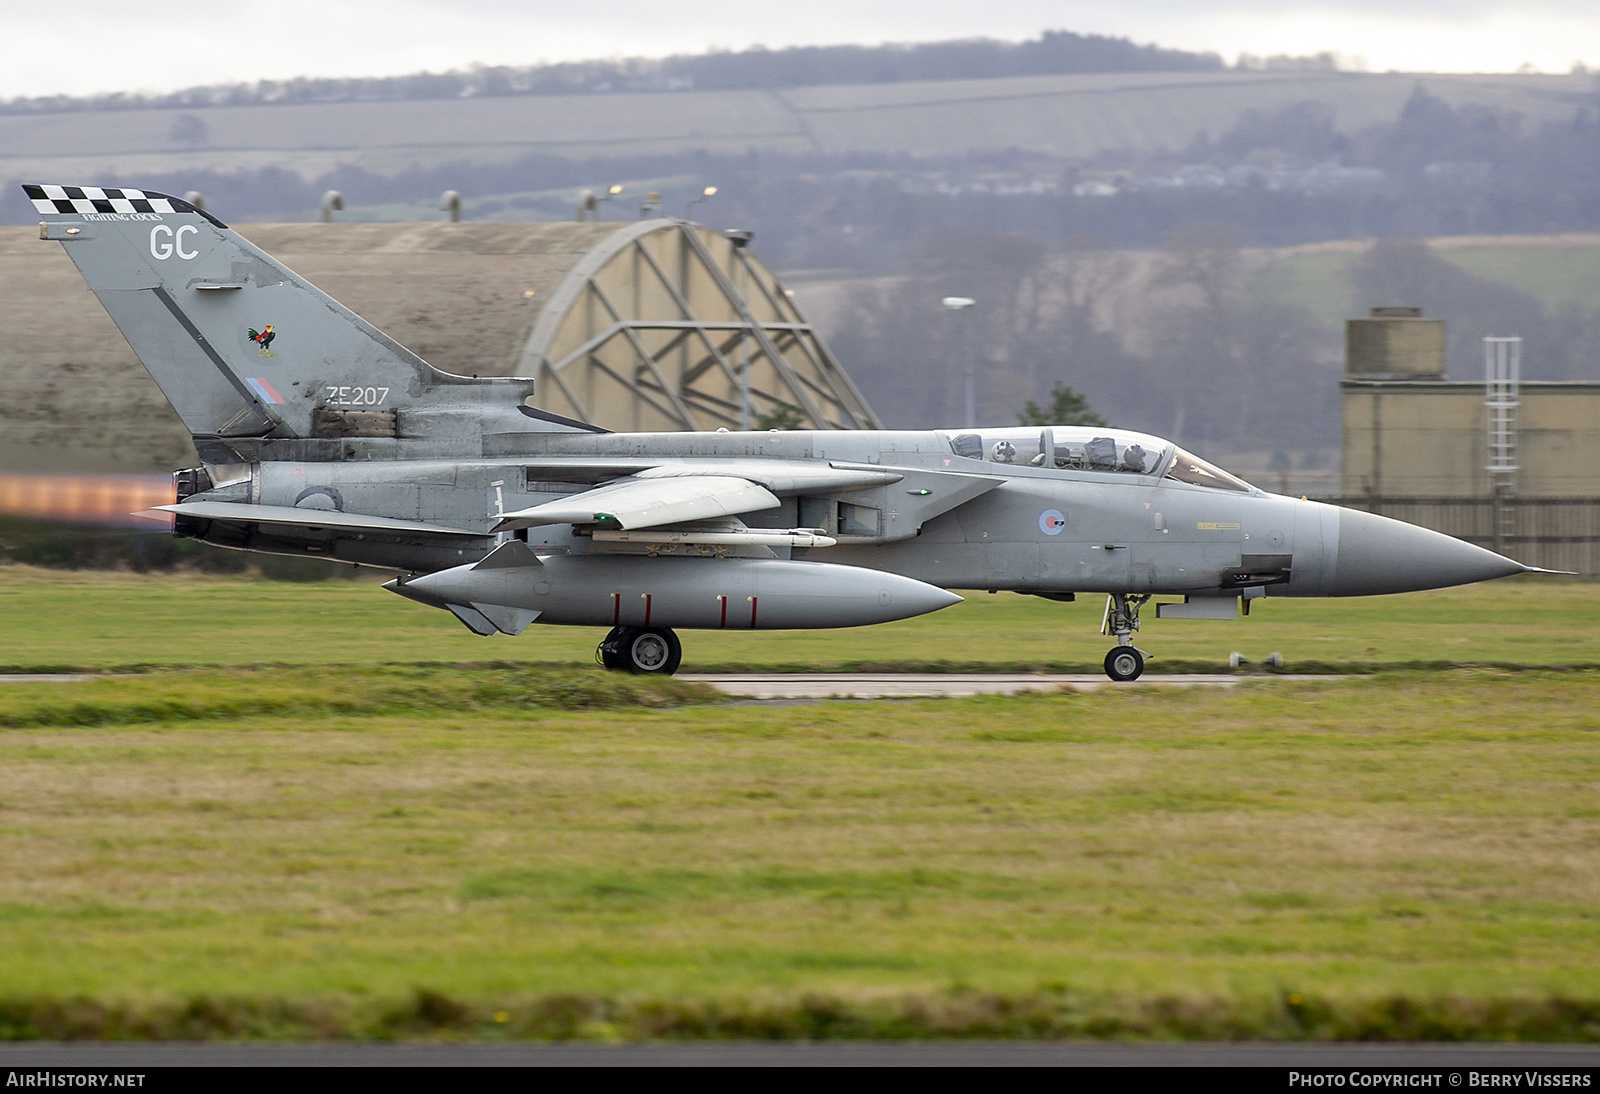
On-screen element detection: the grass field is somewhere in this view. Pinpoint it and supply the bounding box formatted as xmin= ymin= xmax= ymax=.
xmin=1443 ymin=245 xmax=1600 ymax=312
xmin=0 ymin=566 xmax=1594 ymax=674
xmin=1 ymin=568 xmax=1598 ymax=1041
xmin=1255 ymin=239 xmax=1600 ymax=330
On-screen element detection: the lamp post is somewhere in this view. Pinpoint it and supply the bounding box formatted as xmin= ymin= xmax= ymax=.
xmin=942 ymin=296 xmax=977 ymax=427
xmin=727 ymin=229 xmax=755 ymax=430
xmin=575 ymin=184 xmax=624 ymax=222
xmin=684 ymin=186 xmax=717 ymax=220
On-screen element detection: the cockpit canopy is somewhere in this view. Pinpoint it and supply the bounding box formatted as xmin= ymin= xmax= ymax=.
xmin=942 ymin=426 xmax=1254 ymax=492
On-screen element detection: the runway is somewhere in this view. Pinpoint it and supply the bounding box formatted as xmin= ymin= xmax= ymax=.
xmin=681 ymin=672 xmax=1336 ymax=699
xmin=1 ymin=1041 xmax=1596 ymax=1067
xmin=0 ymin=672 xmax=1339 ymax=698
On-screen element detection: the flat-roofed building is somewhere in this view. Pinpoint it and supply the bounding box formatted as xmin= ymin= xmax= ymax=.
xmin=1340 ymin=307 xmax=1600 ymax=573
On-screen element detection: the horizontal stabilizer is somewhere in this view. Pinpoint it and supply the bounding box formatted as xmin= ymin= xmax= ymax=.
xmin=495 ymin=475 xmax=779 ymax=532
xmin=155 ymin=501 xmax=484 ymax=538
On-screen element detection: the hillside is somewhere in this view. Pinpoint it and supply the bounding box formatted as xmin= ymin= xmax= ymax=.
xmin=1256 ymin=234 xmax=1600 ymax=326
xmin=1 ymin=71 xmax=1590 ymax=189
xmin=6 ymin=223 xmax=1597 ymax=480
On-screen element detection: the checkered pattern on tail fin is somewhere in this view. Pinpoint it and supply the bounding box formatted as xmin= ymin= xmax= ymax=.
xmin=24 ymin=184 xmax=194 ymax=216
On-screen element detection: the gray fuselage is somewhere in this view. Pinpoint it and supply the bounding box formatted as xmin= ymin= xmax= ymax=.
xmin=180 ymin=425 xmax=1520 ymax=624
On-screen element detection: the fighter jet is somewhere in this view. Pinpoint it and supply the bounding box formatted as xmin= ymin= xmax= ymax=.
xmin=25 ymin=184 xmax=1540 ymax=680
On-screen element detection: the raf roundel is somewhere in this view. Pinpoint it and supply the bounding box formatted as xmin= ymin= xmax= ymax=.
xmin=1040 ymin=509 xmax=1066 ymax=535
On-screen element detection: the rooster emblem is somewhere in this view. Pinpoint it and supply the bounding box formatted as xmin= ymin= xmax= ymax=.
xmin=248 ymin=325 xmax=276 ymax=357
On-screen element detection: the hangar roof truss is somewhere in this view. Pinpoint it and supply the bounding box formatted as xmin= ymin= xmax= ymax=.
xmin=516 ymin=219 xmax=880 ymax=432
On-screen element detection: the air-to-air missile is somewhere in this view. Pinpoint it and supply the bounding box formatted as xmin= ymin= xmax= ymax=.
xmin=26 ymin=184 xmax=1546 ymax=680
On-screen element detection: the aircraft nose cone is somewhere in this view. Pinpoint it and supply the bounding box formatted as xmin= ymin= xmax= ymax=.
xmin=1328 ymin=508 xmax=1526 ymax=596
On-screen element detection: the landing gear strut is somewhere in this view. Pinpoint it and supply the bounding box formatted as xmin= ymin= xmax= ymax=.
xmin=1101 ymin=593 xmax=1151 ymax=682
xmin=597 ymin=626 xmax=683 ymax=675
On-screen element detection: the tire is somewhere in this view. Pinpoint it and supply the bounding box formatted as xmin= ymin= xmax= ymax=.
xmin=597 ymin=626 xmax=628 ymax=671
xmin=1104 ymin=646 xmax=1144 ymax=682
xmin=623 ymin=627 xmax=682 ymax=675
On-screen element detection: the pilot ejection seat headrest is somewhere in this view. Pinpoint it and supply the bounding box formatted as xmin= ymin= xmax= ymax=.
xmin=1085 ymin=436 xmax=1118 ymax=471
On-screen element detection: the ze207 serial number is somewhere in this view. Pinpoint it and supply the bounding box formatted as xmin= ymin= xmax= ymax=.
xmin=324 ymin=386 xmax=390 ymax=407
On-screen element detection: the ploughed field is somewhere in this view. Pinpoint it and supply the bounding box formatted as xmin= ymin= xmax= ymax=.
xmin=0 ymin=569 xmax=1596 ymax=1040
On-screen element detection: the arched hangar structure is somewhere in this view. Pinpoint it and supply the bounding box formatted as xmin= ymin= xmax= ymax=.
xmin=517 ymin=220 xmax=880 ymax=432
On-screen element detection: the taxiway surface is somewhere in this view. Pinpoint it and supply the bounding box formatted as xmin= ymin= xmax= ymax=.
xmin=681 ymin=673 xmax=1332 ymax=699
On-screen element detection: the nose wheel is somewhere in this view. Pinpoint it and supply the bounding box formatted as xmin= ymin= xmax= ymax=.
xmin=1101 ymin=593 xmax=1152 ymax=682
xmin=597 ymin=626 xmax=683 ymax=675
xmin=1103 ymin=646 xmax=1145 ymax=682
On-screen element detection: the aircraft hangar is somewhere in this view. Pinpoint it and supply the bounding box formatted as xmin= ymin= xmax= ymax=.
xmin=0 ymin=217 xmax=878 ymax=479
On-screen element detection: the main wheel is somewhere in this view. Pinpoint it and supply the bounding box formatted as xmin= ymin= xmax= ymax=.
xmin=622 ymin=627 xmax=682 ymax=675
xmin=597 ymin=626 xmax=627 ymax=670
xmin=1104 ymin=646 xmax=1144 ymax=682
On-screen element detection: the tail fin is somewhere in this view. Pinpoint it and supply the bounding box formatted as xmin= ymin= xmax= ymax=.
xmin=26 ymin=184 xmax=547 ymax=445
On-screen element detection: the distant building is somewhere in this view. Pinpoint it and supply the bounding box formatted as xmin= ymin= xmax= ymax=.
xmin=1339 ymin=306 xmax=1600 ymax=574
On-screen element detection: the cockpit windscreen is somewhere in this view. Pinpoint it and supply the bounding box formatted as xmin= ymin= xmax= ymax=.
xmin=1164 ymin=448 xmax=1255 ymax=492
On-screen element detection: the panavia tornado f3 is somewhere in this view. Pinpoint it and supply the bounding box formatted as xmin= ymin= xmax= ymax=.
xmin=27 ymin=184 xmax=1545 ymax=680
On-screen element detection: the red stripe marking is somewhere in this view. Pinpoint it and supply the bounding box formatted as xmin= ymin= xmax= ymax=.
xmin=749 ymin=596 xmax=758 ymax=629
xmin=642 ymin=593 xmax=652 ymax=626
xmin=252 ymin=378 xmax=285 ymax=404
xmin=611 ymin=593 xmax=620 ymax=626
xmin=718 ymin=595 xmax=727 ymax=629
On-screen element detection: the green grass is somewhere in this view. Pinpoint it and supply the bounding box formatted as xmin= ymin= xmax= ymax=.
xmin=1252 ymin=250 xmax=1360 ymax=328
xmin=1252 ymin=239 xmax=1600 ymax=328
xmin=0 ymin=664 xmax=714 ymax=727
xmin=3 ymin=567 xmax=1600 ymax=1040
xmin=0 ymin=666 xmax=1598 ymax=1038
xmin=0 ymin=565 xmax=1593 ymax=674
xmin=1443 ymin=246 xmax=1600 ymax=312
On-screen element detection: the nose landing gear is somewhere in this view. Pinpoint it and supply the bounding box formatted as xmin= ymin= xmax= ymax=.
xmin=1102 ymin=593 xmax=1151 ymax=682
xmin=598 ymin=626 xmax=683 ymax=675
xmin=1104 ymin=645 xmax=1144 ymax=682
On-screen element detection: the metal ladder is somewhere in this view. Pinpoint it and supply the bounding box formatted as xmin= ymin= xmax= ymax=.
xmin=1484 ymin=337 xmax=1521 ymax=554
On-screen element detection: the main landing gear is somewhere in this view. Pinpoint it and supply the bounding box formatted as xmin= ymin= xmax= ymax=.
xmin=1102 ymin=593 xmax=1151 ymax=682
xmin=598 ymin=626 xmax=683 ymax=675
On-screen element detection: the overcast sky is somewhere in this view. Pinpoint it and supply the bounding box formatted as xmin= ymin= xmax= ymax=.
xmin=1 ymin=0 xmax=1597 ymax=100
